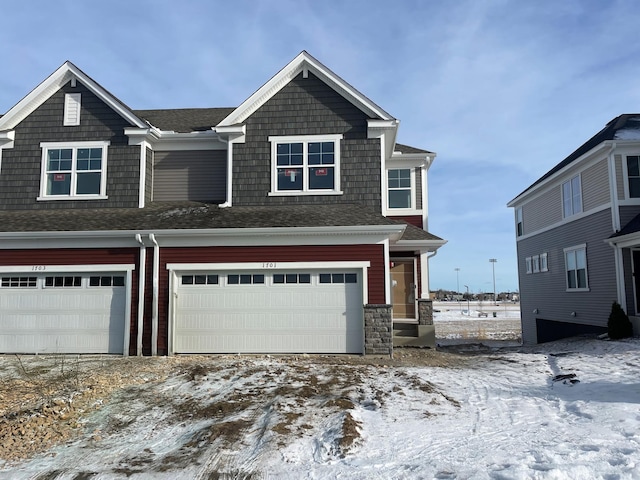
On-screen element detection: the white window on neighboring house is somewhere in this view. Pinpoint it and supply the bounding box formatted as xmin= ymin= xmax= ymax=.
xmin=269 ymin=134 xmax=342 ymax=195
xmin=525 ymin=257 xmax=532 ymax=274
xmin=626 ymin=156 xmax=640 ymax=198
xmin=64 ymin=93 xmax=81 ymax=126
xmin=516 ymin=207 xmax=523 ymax=236
xmin=532 ymin=255 xmax=540 ymax=273
xmin=562 ymin=174 xmax=582 ymax=218
xmin=540 ymin=252 xmax=548 ymax=272
xmin=564 ymin=245 xmax=588 ymax=290
xmin=388 ymin=168 xmax=413 ymax=209
xmin=38 ymin=141 xmax=109 ymax=200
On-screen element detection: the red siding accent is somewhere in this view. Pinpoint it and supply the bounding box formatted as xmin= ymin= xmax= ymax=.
xmin=0 ymin=248 xmax=141 ymax=356
xmin=156 ymin=244 xmax=386 ymax=355
xmin=387 ymin=215 xmax=423 ymax=229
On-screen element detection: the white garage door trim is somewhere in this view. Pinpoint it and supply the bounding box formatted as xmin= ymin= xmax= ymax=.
xmin=0 ymin=264 xmax=134 ymax=355
xmin=167 ymin=261 xmax=370 ymax=355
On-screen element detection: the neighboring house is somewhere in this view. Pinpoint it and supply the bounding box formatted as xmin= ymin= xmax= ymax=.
xmin=0 ymin=51 xmax=445 ymax=356
xmin=508 ymin=114 xmax=640 ymax=343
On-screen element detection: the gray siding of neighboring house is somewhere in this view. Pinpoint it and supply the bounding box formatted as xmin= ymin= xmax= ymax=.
xmin=231 ymin=72 xmax=382 ymax=209
xmin=522 ymin=187 xmax=561 ymax=234
xmin=415 ymin=167 xmax=422 ymax=210
xmin=518 ymin=208 xmax=617 ymax=343
xmin=153 ymin=150 xmax=227 ymax=203
xmin=0 ymin=81 xmax=140 ymax=210
xmin=615 ymin=155 xmax=625 ymax=200
xmin=582 ymin=158 xmax=610 ymax=211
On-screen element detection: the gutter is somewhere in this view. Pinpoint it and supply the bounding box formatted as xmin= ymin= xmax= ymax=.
xmin=149 ymin=233 xmax=160 ymax=356
xmin=134 ymin=234 xmax=146 ymax=356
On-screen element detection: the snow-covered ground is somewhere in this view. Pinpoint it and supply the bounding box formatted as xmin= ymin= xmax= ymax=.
xmin=2 ymin=333 xmax=639 ymax=479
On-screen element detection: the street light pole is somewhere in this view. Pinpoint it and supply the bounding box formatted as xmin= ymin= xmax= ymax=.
xmin=489 ymin=258 xmax=497 ymax=305
xmin=464 ymin=285 xmax=469 ymax=315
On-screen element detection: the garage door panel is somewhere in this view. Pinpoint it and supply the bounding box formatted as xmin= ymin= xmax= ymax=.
xmin=175 ymin=270 xmax=363 ymax=354
xmin=0 ymin=275 xmax=126 ymax=354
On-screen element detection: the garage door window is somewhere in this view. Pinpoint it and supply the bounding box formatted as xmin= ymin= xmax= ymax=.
xmin=320 ymin=273 xmax=357 ymax=284
xmin=89 ymin=276 xmax=125 ymax=287
xmin=273 ymin=273 xmax=311 ymax=284
xmin=45 ymin=276 xmax=82 ymax=287
xmin=1 ymin=277 xmax=37 ymax=288
xmin=182 ymin=275 xmax=219 ymax=285
xmin=228 ymin=274 xmax=265 ymax=285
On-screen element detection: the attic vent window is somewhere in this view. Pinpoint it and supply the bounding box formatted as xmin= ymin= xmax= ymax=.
xmin=64 ymin=93 xmax=81 ymax=126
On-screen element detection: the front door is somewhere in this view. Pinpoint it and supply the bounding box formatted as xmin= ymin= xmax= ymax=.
xmin=391 ymin=260 xmax=416 ymax=319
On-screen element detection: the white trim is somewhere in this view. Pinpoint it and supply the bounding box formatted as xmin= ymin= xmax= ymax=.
xmin=135 ymin=234 xmax=146 ymax=356
xmin=166 ymin=261 xmax=371 ymax=271
xmin=0 ymin=62 xmax=147 ymax=131
xmin=0 ymin=264 xmax=134 ymax=273
xmin=515 ymin=203 xmax=611 ymax=242
xmin=419 ymin=252 xmax=429 ymax=298
xmin=138 ymin=142 xmax=148 ymax=208
xmin=38 ymin=141 xmax=110 ymax=200
xmin=383 ymin=238 xmax=391 ymax=304
xmin=268 ymin=134 xmax=343 ymax=195
xmin=149 ymin=234 xmax=160 ymax=356
xmin=616 ymin=245 xmax=627 ymax=311
xmin=218 ymin=51 xmax=393 ymax=127
xmin=123 ymin=269 xmax=132 ymax=357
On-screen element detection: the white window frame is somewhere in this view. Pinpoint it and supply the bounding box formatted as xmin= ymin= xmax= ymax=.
xmin=540 ymin=252 xmax=548 ymax=272
xmin=268 ymin=134 xmax=343 ymax=196
xmin=38 ymin=141 xmax=109 ymax=201
xmin=532 ymin=255 xmax=540 ymax=273
xmin=562 ymin=174 xmax=582 ymax=218
xmin=564 ymin=244 xmax=589 ymax=291
xmin=387 ymin=168 xmax=414 ymax=210
xmin=516 ymin=207 xmax=523 ymax=236
xmin=525 ymin=257 xmax=532 ymax=274
xmin=626 ymin=155 xmax=640 ymax=199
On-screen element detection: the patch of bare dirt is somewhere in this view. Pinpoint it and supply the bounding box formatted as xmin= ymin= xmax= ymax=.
xmin=0 ymin=347 xmax=466 ymax=469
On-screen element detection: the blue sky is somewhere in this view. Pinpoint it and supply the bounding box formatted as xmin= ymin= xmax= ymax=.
xmin=2 ymin=0 xmax=639 ymax=294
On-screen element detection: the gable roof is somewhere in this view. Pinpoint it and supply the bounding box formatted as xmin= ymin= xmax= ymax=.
xmin=510 ymin=114 xmax=640 ymax=204
xmin=134 ymin=108 xmax=236 ymax=132
xmin=218 ymin=51 xmax=395 ymax=127
xmin=394 ymin=143 xmax=434 ymax=155
xmin=0 ymin=61 xmax=147 ymax=131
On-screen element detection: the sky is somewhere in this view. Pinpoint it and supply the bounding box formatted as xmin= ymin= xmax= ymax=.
xmin=2 ymin=0 xmax=640 ymax=293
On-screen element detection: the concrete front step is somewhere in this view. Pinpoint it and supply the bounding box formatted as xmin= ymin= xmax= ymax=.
xmin=393 ymin=324 xmax=436 ymax=348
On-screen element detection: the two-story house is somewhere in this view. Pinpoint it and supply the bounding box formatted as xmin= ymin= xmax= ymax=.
xmin=0 ymin=51 xmax=445 ymax=356
xmin=508 ymin=114 xmax=640 ymax=343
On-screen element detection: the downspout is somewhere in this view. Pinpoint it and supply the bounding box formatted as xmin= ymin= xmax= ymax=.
xmin=134 ymin=234 xmax=146 ymax=356
xmin=218 ymin=137 xmax=232 ymax=208
xmin=149 ymin=233 xmax=160 ymax=356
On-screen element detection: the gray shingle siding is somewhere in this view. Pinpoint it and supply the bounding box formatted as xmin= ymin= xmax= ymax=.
xmin=231 ymin=72 xmax=382 ymax=209
xmin=0 ymin=81 xmax=140 ymax=210
xmin=518 ymin=209 xmax=617 ymax=343
xmin=415 ymin=167 xmax=422 ymax=209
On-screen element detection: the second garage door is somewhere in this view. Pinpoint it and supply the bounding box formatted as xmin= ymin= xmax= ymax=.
xmin=174 ymin=270 xmax=364 ymax=354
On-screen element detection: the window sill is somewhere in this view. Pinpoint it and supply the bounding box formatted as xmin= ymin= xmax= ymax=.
xmin=268 ymin=190 xmax=344 ymax=197
xmin=37 ymin=195 xmax=108 ymax=201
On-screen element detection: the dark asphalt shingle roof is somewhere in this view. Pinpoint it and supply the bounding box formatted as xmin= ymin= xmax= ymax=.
xmin=133 ymin=108 xmax=236 ymax=132
xmin=514 ymin=114 xmax=640 ymax=200
xmin=0 ymin=203 xmax=442 ymax=242
xmin=395 ymin=143 xmax=434 ymax=155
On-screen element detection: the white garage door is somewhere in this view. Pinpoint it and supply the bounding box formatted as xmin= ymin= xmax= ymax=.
xmin=174 ymin=270 xmax=364 ymax=354
xmin=0 ymin=273 xmax=126 ymax=354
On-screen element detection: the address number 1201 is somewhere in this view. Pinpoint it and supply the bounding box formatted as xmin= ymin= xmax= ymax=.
xmin=32 ymin=266 xmax=46 ymax=271
xmin=262 ymin=262 xmax=277 ymax=268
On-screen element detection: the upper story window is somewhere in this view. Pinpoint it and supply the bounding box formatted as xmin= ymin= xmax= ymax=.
xmin=626 ymin=156 xmax=640 ymax=197
xmin=269 ymin=135 xmax=342 ymax=196
xmin=564 ymin=245 xmax=588 ymax=290
xmin=562 ymin=174 xmax=582 ymax=218
xmin=515 ymin=207 xmax=523 ymax=236
xmin=388 ymin=168 xmax=412 ymax=209
xmin=38 ymin=141 xmax=109 ymax=200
